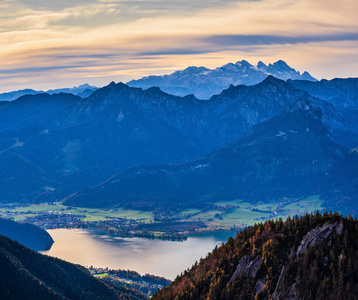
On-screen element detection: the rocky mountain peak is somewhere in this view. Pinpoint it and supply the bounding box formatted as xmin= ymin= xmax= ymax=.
xmin=127 ymin=59 xmax=316 ymax=99
xmin=271 ymin=59 xmax=293 ymax=71
xmin=235 ymin=60 xmax=252 ymax=68
xmin=260 ymin=74 xmax=284 ymax=84
xmin=257 ymin=61 xmax=267 ymax=69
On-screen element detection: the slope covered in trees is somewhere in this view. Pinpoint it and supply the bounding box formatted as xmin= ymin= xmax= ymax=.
xmin=153 ymin=212 xmax=358 ymax=299
xmin=0 ymin=234 xmax=146 ymax=300
xmin=0 ymin=217 xmax=53 ymax=250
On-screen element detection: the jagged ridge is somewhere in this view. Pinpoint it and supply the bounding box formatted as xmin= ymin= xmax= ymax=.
xmin=127 ymin=59 xmax=316 ymax=99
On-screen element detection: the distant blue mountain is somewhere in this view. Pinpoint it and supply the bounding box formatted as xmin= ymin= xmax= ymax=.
xmin=127 ymin=60 xmax=317 ymax=99
xmin=0 ymin=89 xmax=40 ymax=101
xmin=0 ymin=84 xmax=98 ymax=101
xmin=288 ymin=77 xmax=358 ymax=110
xmin=46 ymin=83 xmax=98 ymax=97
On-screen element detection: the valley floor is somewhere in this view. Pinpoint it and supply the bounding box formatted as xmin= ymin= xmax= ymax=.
xmin=0 ymin=195 xmax=324 ymax=240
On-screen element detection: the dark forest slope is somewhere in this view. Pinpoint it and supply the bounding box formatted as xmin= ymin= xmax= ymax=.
xmin=0 ymin=235 xmax=146 ymax=300
xmin=0 ymin=217 xmax=53 ymax=250
xmin=153 ymin=212 xmax=358 ymax=300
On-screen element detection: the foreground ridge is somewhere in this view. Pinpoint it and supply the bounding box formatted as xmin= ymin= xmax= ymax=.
xmin=153 ymin=212 xmax=358 ymax=300
xmin=0 ymin=234 xmax=146 ymax=299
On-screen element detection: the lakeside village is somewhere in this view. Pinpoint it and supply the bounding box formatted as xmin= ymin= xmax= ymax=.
xmin=0 ymin=197 xmax=319 ymax=241
xmin=0 ymin=202 xmax=210 ymax=241
xmin=89 ymin=266 xmax=171 ymax=297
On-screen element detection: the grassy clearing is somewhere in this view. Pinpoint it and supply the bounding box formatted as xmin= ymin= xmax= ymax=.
xmin=181 ymin=195 xmax=324 ymax=229
xmin=94 ymin=273 xmax=108 ymax=278
xmin=2 ymin=203 xmax=67 ymax=213
xmin=0 ymin=203 xmax=154 ymax=223
xmin=215 ymin=200 xmax=241 ymax=207
xmin=222 ymin=208 xmax=270 ymax=224
xmin=78 ymin=209 xmax=153 ymax=222
xmin=82 ymin=209 xmax=153 ymax=222
xmin=179 ymin=208 xmax=201 ymax=216
xmin=192 ymin=210 xmax=222 ymax=221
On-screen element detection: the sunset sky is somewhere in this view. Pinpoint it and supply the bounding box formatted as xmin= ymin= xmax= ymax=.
xmin=0 ymin=0 xmax=357 ymax=92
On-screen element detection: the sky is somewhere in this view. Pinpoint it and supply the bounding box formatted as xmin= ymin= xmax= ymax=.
xmin=0 ymin=0 xmax=357 ymax=92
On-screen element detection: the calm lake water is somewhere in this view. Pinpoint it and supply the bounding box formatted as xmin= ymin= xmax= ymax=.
xmin=41 ymin=229 xmax=236 ymax=280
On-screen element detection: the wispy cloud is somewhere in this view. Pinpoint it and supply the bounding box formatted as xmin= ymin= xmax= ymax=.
xmin=204 ymin=33 xmax=358 ymax=47
xmin=0 ymin=0 xmax=357 ymax=91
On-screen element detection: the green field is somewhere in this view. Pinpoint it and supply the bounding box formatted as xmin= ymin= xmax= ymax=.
xmin=0 ymin=195 xmax=324 ymax=232
xmin=181 ymin=195 xmax=324 ymax=230
xmin=93 ymin=273 xmax=109 ymax=278
xmin=79 ymin=209 xmax=153 ymax=222
xmin=0 ymin=203 xmax=154 ymax=223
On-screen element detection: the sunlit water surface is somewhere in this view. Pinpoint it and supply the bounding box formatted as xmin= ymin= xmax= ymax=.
xmin=41 ymin=229 xmax=235 ymax=280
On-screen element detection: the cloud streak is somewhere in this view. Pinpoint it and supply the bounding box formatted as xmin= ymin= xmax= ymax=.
xmin=0 ymin=0 xmax=357 ymax=91
xmin=204 ymin=33 xmax=358 ymax=47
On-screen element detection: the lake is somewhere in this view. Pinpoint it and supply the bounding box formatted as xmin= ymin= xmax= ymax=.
xmin=41 ymin=229 xmax=236 ymax=280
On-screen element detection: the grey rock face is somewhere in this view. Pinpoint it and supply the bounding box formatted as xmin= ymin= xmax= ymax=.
xmin=229 ymin=254 xmax=262 ymax=283
xmin=296 ymin=221 xmax=343 ymax=259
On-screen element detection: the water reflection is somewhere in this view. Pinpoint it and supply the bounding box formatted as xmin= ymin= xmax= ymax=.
xmin=41 ymin=229 xmax=235 ymax=280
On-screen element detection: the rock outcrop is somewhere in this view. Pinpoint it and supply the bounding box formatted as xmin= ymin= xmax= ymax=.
xmin=229 ymin=254 xmax=262 ymax=283
xmin=296 ymin=221 xmax=343 ymax=259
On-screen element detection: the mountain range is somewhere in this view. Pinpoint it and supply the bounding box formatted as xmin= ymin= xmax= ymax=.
xmin=288 ymin=78 xmax=358 ymax=110
xmin=1 ymin=60 xmax=358 ymax=299
xmin=127 ymin=60 xmax=317 ymax=99
xmin=0 ymin=75 xmax=357 ymax=213
xmin=0 ymin=84 xmax=98 ymax=102
xmin=64 ymin=99 xmax=357 ymax=213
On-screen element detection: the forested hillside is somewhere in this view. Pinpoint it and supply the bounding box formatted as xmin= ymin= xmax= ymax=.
xmin=0 ymin=234 xmax=146 ymax=299
xmin=0 ymin=217 xmax=53 ymax=250
xmin=153 ymin=212 xmax=358 ymax=299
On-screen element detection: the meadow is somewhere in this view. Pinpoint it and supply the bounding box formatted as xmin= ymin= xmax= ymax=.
xmin=0 ymin=195 xmax=324 ymax=233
